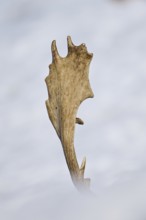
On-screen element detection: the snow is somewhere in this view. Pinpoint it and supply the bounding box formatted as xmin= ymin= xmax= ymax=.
xmin=0 ymin=0 xmax=146 ymax=219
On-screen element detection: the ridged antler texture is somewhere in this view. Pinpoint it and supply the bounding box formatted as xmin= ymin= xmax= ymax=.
xmin=45 ymin=36 xmax=94 ymax=190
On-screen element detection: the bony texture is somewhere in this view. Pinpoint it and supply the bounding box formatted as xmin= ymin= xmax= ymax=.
xmin=45 ymin=36 xmax=94 ymax=191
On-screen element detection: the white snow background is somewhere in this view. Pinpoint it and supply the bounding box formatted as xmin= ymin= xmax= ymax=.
xmin=0 ymin=0 xmax=146 ymax=219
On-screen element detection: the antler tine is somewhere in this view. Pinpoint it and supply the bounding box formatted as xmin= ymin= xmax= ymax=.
xmin=80 ymin=157 xmax=86 ymax=176
xmin=67 ymin=36 xmax=75 ymax=52
xmin=51 ymin=40 xmax=60 ymax=61
xmin=67 ymin=36 xmax=74 ymax=46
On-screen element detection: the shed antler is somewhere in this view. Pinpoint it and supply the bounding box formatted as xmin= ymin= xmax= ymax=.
xmin=45 ymin=36 xmax=94 ymax=190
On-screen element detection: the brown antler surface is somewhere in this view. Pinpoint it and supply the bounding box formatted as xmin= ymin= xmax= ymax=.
xmin=45 ymin=36 xmax=94 ymax=190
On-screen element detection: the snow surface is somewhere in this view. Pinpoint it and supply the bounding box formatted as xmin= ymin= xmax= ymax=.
xmin=1 ymin=0 xmax=146 ymax=219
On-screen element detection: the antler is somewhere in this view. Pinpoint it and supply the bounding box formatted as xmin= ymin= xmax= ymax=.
xmin=45 ymin=36 xmax=94 ymax=191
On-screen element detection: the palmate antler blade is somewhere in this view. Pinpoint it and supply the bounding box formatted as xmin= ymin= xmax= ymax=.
xmin=45 ymin=36 xmax=94 ymax=190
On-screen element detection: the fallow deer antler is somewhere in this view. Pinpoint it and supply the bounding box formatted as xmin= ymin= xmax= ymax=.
xmin=45 ymin=36 xmax=94 ymax=190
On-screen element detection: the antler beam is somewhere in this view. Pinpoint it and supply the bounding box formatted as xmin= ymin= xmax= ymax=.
xmin=45 ymin=36 xmax=94 ymax=191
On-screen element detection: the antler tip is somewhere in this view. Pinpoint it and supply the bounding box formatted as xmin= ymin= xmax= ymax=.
xmin=80 ymin=157 xmax=86 ymax=171
xmin=51 ymin=40 xmax=56 ymax=51
xmin=67 ymin=35 xmax=74 ymax=48
xmin=51 ymin=40 xmax=60 ymax=60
